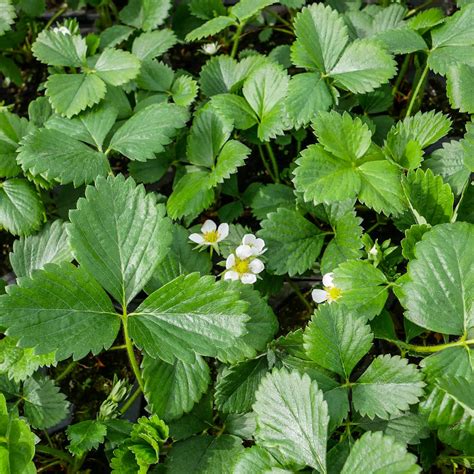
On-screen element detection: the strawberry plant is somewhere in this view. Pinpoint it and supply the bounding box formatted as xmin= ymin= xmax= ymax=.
xmin=0 ymin=0 xmax=473 ymax=472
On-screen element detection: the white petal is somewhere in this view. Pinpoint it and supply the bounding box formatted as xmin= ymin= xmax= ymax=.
xmin=189 ymin=233 xmax=205 ymax=244
xmin=224 ymin=271 xmax=239 ymax=281
xmin=236 ymin=245 xmax=252 ymax=260
xmin=311 ymin=289 xmax=328 ymax=304
xmin=242 ymin=234 xmax=257 ymax=246
xmin=249 ymin=258 xmax=264 ymax=274
xmin=254 ymin=238 xmax=265 ymax=251
xmin=201 ymin=219 xmax=216 ymax=233
xmin=226 ymin=254 xmax=236 ymax=269
xmin=241 ymin=273 xmax=257 ymax=284
xmin=322 ymin=272 xmax=334 ymax=288
xmin=217 ymin=223 xmax=229 ymax=241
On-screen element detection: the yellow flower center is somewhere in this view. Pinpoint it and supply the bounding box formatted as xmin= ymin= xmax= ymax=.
xmin=326 ymin=286 xmax=342 ymax=302
xmin=234 ymin=258 xmax=250 ymax=275
xmin=203 ymin=230 xmax=219 ymax=243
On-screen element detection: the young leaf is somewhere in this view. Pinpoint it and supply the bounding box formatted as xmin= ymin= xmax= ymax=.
xmin=119 ymin=0 xmax=172 ymax=31
xmin=0 ymin=262 xmax=119 ymax=361
xmin=92 ymin=48 xmax=140 ymax=86
xmin=254 ymin=369 xmax=329 ymax=472
xmin=401 ymin=224 xmax=431 ymax=260
xmin=341 ymin=431 xmax=421 ymax=474
xmin=128 ymin=273 xmax=249 ymax=363
xmin=304 ymin=304 xmax=373 ymax=379
xmin=142 ymin=354 xmax=210 ymax=421
xmin=185 ymin=16 xmax=236 ymax=42
xmin=258 ymin=208 xmax=325 ymax=276
xmin=132 ymin=29 xmax=177 ymax=61
xmin=208 ymin=140 xmax=250 ymax=187
xmin=109 ymin=103 xmax=189 ymax=161
xmin=10 ymin=220 xmax=72 ymax=278
xmin=67 ymin=420 xmax=107 ymax=456
xmin=171 ymin=75 xmax=199 ymax=107
xmin=69 ymin=175 xmax=172 ymax=306
xmin=352 ymin=355 xmax=425 ymax=420
xmin=32 ymin=30 xmax=87 ymax=67
xmin=400 ymin=222 xmax=474 ymax=335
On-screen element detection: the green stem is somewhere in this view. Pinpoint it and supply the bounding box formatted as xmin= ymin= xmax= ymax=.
xmin=56 ymin=361 xmax=77 ymax=382
xmin=392 ymin=54 xmax=411 ymax=96
xmin=108 ymin=344 xmax=127 ymax=351
xmin=405 ymin=61 xmax=429 ymax=117
xmin=258 ymin=145 xmax=276 ymax=181
xmin=407 ymin=0 xmax=434 ymax=17
xmin=451 ymin=179 xmax=470 ymax=222
xmin=230 ymin=23 xmax=245 ymax=59
xmin=287 ymin=280 xmax=313 ymax=312
xmin=121 ymin=309 xmax=145 ymax=392
xmin=389 ymin=338 xmax=474 ymax=354
xmin=265 ymin=142 xmax=280 ymax=183
xmin=36 ymin=445 xmax=74 ymax=464
xmin=120 ymin=386 xmax=142 ymax=414
xmin=45 ymin=6 xmax=68 ymax=30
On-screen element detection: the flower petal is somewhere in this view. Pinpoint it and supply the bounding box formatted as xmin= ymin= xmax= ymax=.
xmin=236 ymin=244 xmax=252 ymax=260
xmin=322 ymin=272 xmax=334 ymax=288
xmin=249 ymin=258 xmax=264 ymax=274
xmin=224 ymin=271 xmax=239 ymax=281
xmin=226 ymin=254 xmax=236 ymax=269
xmin=241 ymin=273 xmax=257 ymax=284
xmin=242 ymin=234 xmax=257 ymax=246
xmin=311 ymin=289 xmax=328 ymax=304
xmin=201 ymin=219 xmax=216 ymax=233
xmin=189 ymin=233 xmax=205 ymax=244
xmin=217 ymin=223 xmax=229 ymax=241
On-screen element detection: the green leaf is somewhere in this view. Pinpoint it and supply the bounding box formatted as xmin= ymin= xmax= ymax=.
xmin=136 ymin=59 xmax=174 ymax=92
xmin=230 ymin=0 xmax=276 ymax=22
xmin=18 ymin=128 xmax=110 ymax=186
xmin=242 ymin=63 xmax=289 ymax=141
xmin=92 ymin=48 xmax=140 ymax=86
xmin=254 ymin=368 xmax=329 ymax=472
xmin=69 ymin=175 xmax=172 ymax=306
xmin=215 ymin=357 xmax=269 ymax=414
xmin=210 ymin=94 xmax=257 ymax=130
xmin=10 ymin=220 xmax=72 ymax=279
xmin=248 ymin=183 xmax=295 ymax=220
xmin=199 ymin=56 xmax=240 ymax=96
xmin=32 ymin=29 xmax=86 ymax=67
xmin=208 ymin=140 xmax=250 ymax=187
xmin=100 ymin=25 xmax=134 ymax=49
xmin=132 ymin=29 xmax=177 ymax=61
xmin=119 ymin=0 xmax=172 ymax=31
xmin=375 ymin=28 xmax=427 ymax=55
xmin=291 ymin=3 xmax=348 ymax=73
xmin=189 ymin=0 xmax=226 ymax=20
xmin=171 ymin=75 xmax=199 ymax=107
xmin=0 ymin=179 xmax=44 ymax=236
xmin=431 ymin=4 xmax=474 ymax=50
xmin=400 ymin=222 xmax=474 ymax=335
xmin=167 ymin=171 xmax=215 ymax=220
xmin=185 ymin=16 xmax=236 ymax=42
xmin=304 ymin=304 xmax=373 ymax=379
xmin=258 ymin=208 xmax=325 ymax=276
xmin=285 ymin=73 xmax=333 ymax=128
xmin=67 ymin=420 xmax=107 ymax=456
xmin=341 ymin=431 xmax=421 ymax=474
xmin=0 ymin=337 xmax=56 ymax=382
xmin=352 ymin=354 xmax=425 ymax=420
xmin=234 ymin=446 xmax=289 ymax=473
xmin=0 ymin=262 xmax=119 ymax=361
xmin=128 ymin=273 xmax=249 ymax=363
xmin=421 ymin=346 xmax=474 ymax=383
xmin=23 ymin=374 xmax=69 ymax=429
xmin=401 ymin=224 xmax=431 ymax=260
xmin=46 ymin=73 xmax=106 ymax=118
xmin=142 ymin=354 xmax=210 ymax=421
xmin=447 ymin=64 xmax=474 ymax=113
xmin=109 ymin=103 xmax=189 ymax=161
xmin=0 ymin=0 xmax=15 ymax=35
xmin=329 ymin=39 xmax=397 ymax=94
xmin=407 ymin=8 xmax=444 ymax=31
xmin=313 ymin=111 xmax=372 ymax=161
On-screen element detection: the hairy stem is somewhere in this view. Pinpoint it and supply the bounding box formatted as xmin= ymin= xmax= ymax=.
xmin=121 ymin=308 xmax=145 ymax=392
xmin=120 ymin=386 xmax=142 ymax=414
xmin=230 ymin=23 xmax=244 ymax=59
xmin=287 ymin=280 xmax=313 ymax=312
xmin=389 ymin=337 xmax=474 ymax=354
xmin=55 ymin=361 xmax=77 ymax=382
xmin=258 ymin=145 xmax=277 ymax=181
xmin=45 ymin=6 xmax=68 ymax=30
xmin=405 ymin=62 xmax=429 ymax=117
xmin=265 ymin=142 xmax=280 ymax=183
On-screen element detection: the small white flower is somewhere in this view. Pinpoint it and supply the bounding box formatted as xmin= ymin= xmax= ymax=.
xmin=189 ymin=219 xmax=229 ymax=252
xmin=311 ymin=272 xmax=342 ymax=304
xmin=242 ymin=234 xmax=266 ymax=256
xmin=53 ymin=26 xmax=71 ymax=35
xmin=200 ymin=42 xmax=221 ymax=55
xmin=224 ymin=245 xmax=265 ymax=284
xmin=369 ymin=245 xmax=378 ymax=256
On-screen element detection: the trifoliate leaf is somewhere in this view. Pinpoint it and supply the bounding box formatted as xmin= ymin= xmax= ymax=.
xmin=171 ymin=75 xmax=199 ymax=107
xmin=0 ymin=337 xmax=55 ymax=383
xmin=254 ymin=369 xmax=329 ymax=472
xmin=291 ymin=3 xmax=348 ymax=73
xmin=208 ymin=140 xmax=250 ymax=187
xmin=304 ymin=304 xmax=373 ymax=379
xmin=248 ymin=183 xmax=295 ymax=220
xmin=32 ymin=29 xmax=86 ymax=67
xmin=401 ymin=224 xmax=431 ymax=260
xmin=341 ymin=431 xmax=421 ymax=474
xmin=67 ymin=420 xmax=107 ymax=456
xmin=128 ymin=273 xmax=249 ymax=363
xmin=215 ymin=356 xmax=269 ymax=414
xmin=185 ymin=16 xmax=236 ymax=42
xmin=46 ymin=73 xmax=106 ymax=118
xmin=165 ymin=434 xmax=243 ymax=474
xmin=119 ymin=0 xmax=172 ymax=31
xmin=17 ymin=128 xmax=110 ymax=186
xmin=23 ymin=374 xmax=69 ymax=429
xmin=69 ymin=175 xmax=172 ymax=306
xmin=258 ymin=208 xmax=325 ymax=276
xmin=234 ymin=446 xmax=289 ymax=473
xmin=0 ymin=262 xmax=119 ymax=361
xmin=352 ymin=355 xmax=425 ymax=420
xmin=285 ymin=72 xmax=333 ymax=128
xmin=109 ymin=103 xmax=189 ymax=161
xmin=132 ymin=29 xmax=177 ymax=61
xmin=92 ymin=48 xmax=140 ymax=86
xmin=230 ymin=0 xmax=276 ymax=22
xmin=0 ymin=179 xmax=44 ymax=236
xmin=242 ymin=63 xmax=289 ymax=141
xmin=447 ymin=64 xmax=474 ymax=113
xmin=142 ymin=354 xmax=210 ymax=421
xmin=10 ymin=220 xmax=72 ymax=279
xmin=400 ymin=222 xmax=474 ymax=335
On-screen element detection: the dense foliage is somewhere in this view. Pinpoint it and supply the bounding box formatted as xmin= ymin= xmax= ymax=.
xmin=0 ymin=0 xmax=473 ymax=472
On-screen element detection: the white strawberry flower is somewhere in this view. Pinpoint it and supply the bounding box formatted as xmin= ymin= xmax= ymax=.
xmin=224 ymin=244 xmax=265 ymax=284
xmin=189 ymin=219 xmax=229 ymax=253
xmin=242 ymin=233 xmax=266 ymax=256
xmin=53 ymin=26 xmax=71 ymax=35
xmin=200 ymin=42 xmax=221 ymax=55
xmin=311 ymin=272 xmax=342 ymax=304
